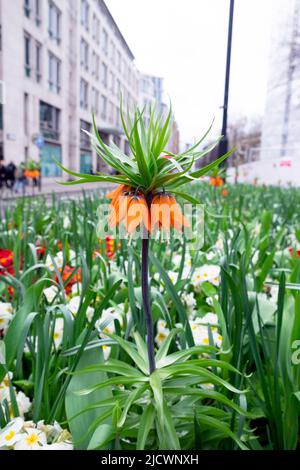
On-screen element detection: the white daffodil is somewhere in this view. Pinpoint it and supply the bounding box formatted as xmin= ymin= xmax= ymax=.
xmin=95 ymin=305 xmax=124 ymax=336
xmin=181 ymin=292 xmax=197 ymax=315
xmin=16 ymin=391 xmax=32 ymax=417
xmin=14 ymin=428 xmax=47 ymax=450
xmin=189 ymin=321 xmax=222 ymax=348
xmin=0 ymin=372 xmax=13 ymax=401
xmin=63 ymin=216 xmax=71 ymax=230
xmin=102 ymin=345 xmax=111 ymax=361
xmin=191 ymin=265 xmax=221 ymax=292
xmin=53 ymin=318 xmax=64 ymax=348
xmin=45 ymin=252 xmax=64 ymax=271
xmin=43 ymin=286 xmax=59 ymax=303
xmin=0 ymin=417 xmax=24 ymax=449
xmin=155 ymin=319 xmax=170 ymax=347
xmin=67 ymin=296 xmax=81 ymax=316
xmin=0 ymin=303 xmax=13 ymax=333
xmin=200 ymin=312 xmax=219 ymax=327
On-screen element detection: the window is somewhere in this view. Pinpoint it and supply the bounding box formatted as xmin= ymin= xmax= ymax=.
xmin=110 ymin=41 xmax=115 ymax=64
xmin=110 ymin=71 xmax=115 ymax=94
xmin=101 ymin=62 xmax=107 ymax=87
xmin=92 ymin=14 xmax=100 ymax=42
xmin=49 ymin=1 xmax=61 ymax=44
xmin=80 ymin=79 xmax=89 ymax=109
xmin=80 ymin=38 xmax=89 ymax=70
xmin=48 ymin=53 xmax=61 ymax=93
xmin=24 ymin=33 xmax=31 ymax=77
xmin=24 ymin=0 xmax=31 ymax=18
xmin=102 ymin=29 xmax=108 ymax=55
xmin=81 ymin=0 xmax=89 ymax=31
xmin=101 ymin=95 xmax=107 ymax=120
xmin=92 ymin=52 xmax=99 ymax=79
xmin=91 ymin=88 xmax=99 ymax=115
xmin=35 ymin=0 xmax=41 ymax=26
xmin=80 ymin=120 xmax=91 ymax=149
xmin=109 ymin=101 xmax=114 ymax=124
xmin=40 ymin=100 xmax=60 ymax=141
xmin=36 ymin=42 xmax=42 ymax=82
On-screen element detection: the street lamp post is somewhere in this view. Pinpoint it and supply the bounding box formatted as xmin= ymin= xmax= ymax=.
xmin=219 ymin=0 xmax=235 ymax=161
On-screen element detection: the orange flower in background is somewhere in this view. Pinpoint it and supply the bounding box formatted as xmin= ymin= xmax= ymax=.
xmin=288 ymin=247 xmax=300 ymax=258
xmin=221 ymin=188 xmax=229 ymax=197
xmin=55 ymin=265 xmax=81 ymax=294
xmin=210 ymin=176 xmax=224 ymax=187
xmin=151 ymin=194 xmax=189 ymax=232
xmin=105 ymin=236 xmax=115 ymax=259
xmin=0 ymin=249 xmax=13 ymax=268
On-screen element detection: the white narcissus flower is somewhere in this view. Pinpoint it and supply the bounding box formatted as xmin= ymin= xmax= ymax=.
xmin=0 ymin=302 xmax=14 ymax=333
xmin=14 ymin=428 xmax=47 ymax=450
xmin=102 ymin=345 xmax=111 ymax=361
xmin=95 ymin=305 xmax=124 ymax=336
xmin=67 ymin=296 xmax=81 ymax=316
xmin=181 ymin=291 xmax=197 ymax=315
xmin=67 ymin=295 xmax=94 ymax=321
xmin=16 ymin=391 xmax=32 ymax=417
xmin=86 ymin=305 xmax=95 ymax=322
xmin=191 ymin=265 xmax=221 ymax=292
xmin=53 ymin=317 xmax=64 ymax=348
xmin=189 ymin=321 xmax=222 ymax=348
xmin=0 ymin=417 xmax=24 ymax=449
xmin=167 ymin=271 xmax=179 ymax=285
xmin=155 ymin=320 xmax=170 ymax=347
xmin=63 ymin=216 xmax=71 ymax=230
xmin=200 ymin=313 xmax=219 ymax=327
xmin=45 ymin=252 xmax=63 ymax=271
xmin=43 ymin=286 xmax=59 ymax=303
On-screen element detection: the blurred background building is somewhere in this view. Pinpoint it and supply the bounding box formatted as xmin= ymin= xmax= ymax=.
xmin=227 ymin=0 xmax=300 ymax=185
xmin=0 ymin=0 xmax=177 ymax=181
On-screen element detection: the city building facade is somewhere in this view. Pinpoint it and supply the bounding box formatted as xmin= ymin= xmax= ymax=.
xmin=0 ymin=0 xmax=139 ymax=179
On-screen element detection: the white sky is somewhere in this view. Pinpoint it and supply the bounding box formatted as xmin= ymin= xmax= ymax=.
xmin=106 ymin=0 xmax=272 ymax=144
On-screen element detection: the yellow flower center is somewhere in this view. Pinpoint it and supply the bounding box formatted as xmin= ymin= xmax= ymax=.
xmin=156 ymin=332 xmax=166 ymax=342
xmin=203 ymin=338 xmax=209 ymax=345
xmin=5 ymin=430 xmax=15 ymax=442
xmin=25 ymin=433 xmax=40 ymax=445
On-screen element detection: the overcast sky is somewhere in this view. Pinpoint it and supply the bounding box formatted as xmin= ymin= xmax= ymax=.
xmin=106 ymin=0 xmax=272 ymax=144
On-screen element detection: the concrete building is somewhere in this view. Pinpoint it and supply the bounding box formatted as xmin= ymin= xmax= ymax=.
xmin=227 ymin=0 xmax=300 ymax=186
xmin=0 ymin=0 xmax=139 ymax=179
xmin=260 ymin=0 xmax=300 ymax=163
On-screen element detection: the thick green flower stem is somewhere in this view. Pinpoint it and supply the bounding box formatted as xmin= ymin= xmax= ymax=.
xmin=141 ymin=235 xmax=156 ymax=374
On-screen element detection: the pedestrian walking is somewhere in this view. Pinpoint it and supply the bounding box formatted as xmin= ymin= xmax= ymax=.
xmin=14 ymin=163 xmax=26 ymax=195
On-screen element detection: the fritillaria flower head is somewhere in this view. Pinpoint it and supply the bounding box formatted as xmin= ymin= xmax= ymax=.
xmin=57 ymin=101 xmax=235 ymax=236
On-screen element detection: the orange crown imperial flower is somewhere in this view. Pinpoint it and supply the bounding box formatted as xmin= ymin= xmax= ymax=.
xmin=107 ymin=186 xmax=189 ymax=234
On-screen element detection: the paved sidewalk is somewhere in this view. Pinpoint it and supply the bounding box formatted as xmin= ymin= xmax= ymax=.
xmin=0 ymin=180 xmax=114 ymax=201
